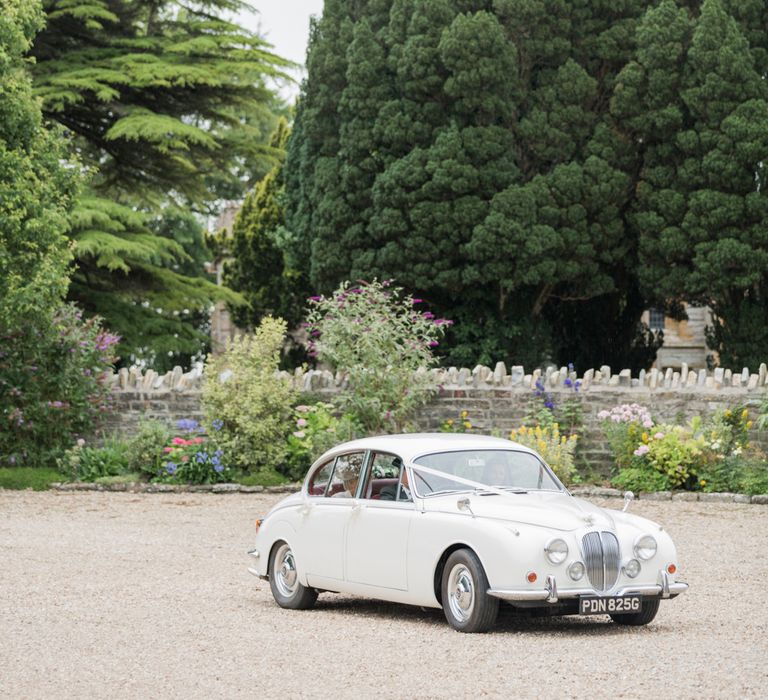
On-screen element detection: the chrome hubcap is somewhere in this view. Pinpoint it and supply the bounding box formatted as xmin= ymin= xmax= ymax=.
xmin=447 ymin=564 xmax=475 ymax=622
xmin=274 ymin=544 xmax=298 ymax=597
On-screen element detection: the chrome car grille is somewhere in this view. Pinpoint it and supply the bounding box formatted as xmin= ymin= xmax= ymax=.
xmin=582 ymin=531 xmax=620 ymax=592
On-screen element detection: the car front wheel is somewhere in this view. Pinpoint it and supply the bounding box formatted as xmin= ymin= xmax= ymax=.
xmin=269 ymin=541 xmax=318 ymax=610
xmin=610 ymin=598 xmax=660 ymax=626
xmin=441 ymin=549 xmax=499 ymax=633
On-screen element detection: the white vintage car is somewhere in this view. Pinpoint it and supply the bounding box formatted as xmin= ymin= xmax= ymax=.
xmin=248 ymin=434 xmax=688 ymax=632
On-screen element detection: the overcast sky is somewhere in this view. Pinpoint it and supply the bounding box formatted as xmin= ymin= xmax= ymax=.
xmin=237 ymin=1 xmax=325 ymax=101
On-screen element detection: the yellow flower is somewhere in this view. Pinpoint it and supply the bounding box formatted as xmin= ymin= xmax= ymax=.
xmin=742 ymin=409 xmax=749 ymax=419
xmin=700 ymin=479 xmax=707 ymax=486
xmin=724 ymin=409 xmax=732 ymax=418
xmin=746 ymin=421 xmax=753 ymax=429
xmin=642 ymin=432 xmax=649 ymax=443
xmin=446 ymin=419 xmax=454 ymax=426
xmin=463 ymin=421 xmax=472 ymax=430
xmin=461 ymin=410 xmax=468 ymax=419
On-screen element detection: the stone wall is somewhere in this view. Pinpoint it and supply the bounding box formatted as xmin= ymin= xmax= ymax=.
xmin=102 ymin=362 xmax=768 ymax=475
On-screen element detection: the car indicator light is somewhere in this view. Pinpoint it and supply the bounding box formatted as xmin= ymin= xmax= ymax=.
xmin=526 ymin=571 xmax=537 ymax=583
xmin=667 ymin=563 xmax=676 ymax=574
xmin=255 ymin=518 xmax=264 ymax=532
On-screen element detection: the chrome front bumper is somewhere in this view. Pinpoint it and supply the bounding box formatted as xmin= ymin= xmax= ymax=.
xmin=488 ymin=571 xmax=689 ymax=604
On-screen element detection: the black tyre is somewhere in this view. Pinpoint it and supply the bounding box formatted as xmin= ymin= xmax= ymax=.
xmin=610 ymin=598 xmax=660 ymax=626
xmin=268 ymin=541 xmax=318 ymax=610
xmin=441 ymin=549 xmax=499 ymax=633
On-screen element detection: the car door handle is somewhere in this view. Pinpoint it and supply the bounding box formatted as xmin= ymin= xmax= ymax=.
xmin=299 ymin=503 xmax=312 ymax=516
xmin=351 ymin=502 xmax=365 ymax=513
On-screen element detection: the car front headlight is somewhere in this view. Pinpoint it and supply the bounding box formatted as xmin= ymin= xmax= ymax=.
xmin=624 ymin=558 xmax=641 ymax=578
xmin=567 ymin=561 xmax=585 ymax=581
xmin=633 ymin=534 xmax=657 ymax=560
xmin=544 ymin=538 xmax=568 ymax=565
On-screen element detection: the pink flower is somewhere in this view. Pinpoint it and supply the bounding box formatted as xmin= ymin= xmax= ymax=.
xmin=654 ymin=432 xmax=665 ymax=440
xmin=76 ymin=438 xmax=86 ymax=448
xmin=296 ymin=418 xmax=307 ymax=428
xmin=172 ymin=437 xmax=186 ymax=445
xmin=181 ymin=455 xmax=189 ymax=462
xmin=163 ymin=447 xmax=174 ymax=453
xmin=633 ymin=445 xmax=649 ymax=456
xmin=293 ymin=430 xmax=306 ymax=439
xmin=643 ymin=420 xmax=653 ymax=428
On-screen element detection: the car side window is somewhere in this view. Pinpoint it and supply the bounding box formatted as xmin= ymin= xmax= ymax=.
xmin=307 ymin=460 xmax=334 ymax=496
xmin=364 ymin=452 xmax=411 ymax=502
xmin=327 ymin=452 xmax=365 ymax=498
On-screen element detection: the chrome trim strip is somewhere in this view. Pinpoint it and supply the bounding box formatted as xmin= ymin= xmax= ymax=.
xmin=248 ymin=548 xmax=260 ymax=559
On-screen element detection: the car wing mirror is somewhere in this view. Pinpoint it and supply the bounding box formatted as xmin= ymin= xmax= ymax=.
xmin=457 ymin=497 xmax=474 ymax=517
xmin=622 ymin=491 xmax=635 ymax=512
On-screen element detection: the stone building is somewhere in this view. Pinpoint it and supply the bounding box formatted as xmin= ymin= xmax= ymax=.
xmin=643 ymin=305 xmax=713 ymax=370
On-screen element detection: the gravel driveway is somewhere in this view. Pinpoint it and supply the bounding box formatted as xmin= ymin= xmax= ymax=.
xmin=1 ymin=490 xmax=766 ymax=699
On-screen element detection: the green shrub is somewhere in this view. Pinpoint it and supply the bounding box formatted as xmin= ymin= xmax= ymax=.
xmin=1 ymin=304 xmax=119 ymax=468
xmin=57 ymin=438 xmax=131 ymax=482
xmin=0 ymin=467 xmax=65 ymax=490
xmin=305 ymin=280 xmax=448 ymax=433
xmin=612 ymin=465 xmax=670 ymax=493
xmin=127 ymin=419 xmax=173 ymax=479
xmin=202 ymin=317 xmax=295 ymax=474
xmin=284 ymin=403 xmax=361 ymax=479
xmin=698 ymin=454 xmax=768 ymax=495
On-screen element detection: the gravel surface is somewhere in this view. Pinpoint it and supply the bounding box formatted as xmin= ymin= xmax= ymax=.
xmin=1 ymin=491 xmax=766 ymax=699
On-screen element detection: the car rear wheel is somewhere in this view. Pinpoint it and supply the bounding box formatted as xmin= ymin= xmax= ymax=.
xmin=610 ymin=598 xmax=660 ymax=626
xmin=269 ymin=541 xmax=318 ymax=610
xmin=441 ymin=549 xmax=498 ymax=633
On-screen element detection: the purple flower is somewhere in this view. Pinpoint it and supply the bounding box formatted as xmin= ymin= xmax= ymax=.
xmin=166 ymin=462 xmax=177 ymax=475
xmin=177 ymin=418 xmax=199 ymax=432
xmin=212 ymin=419 xmax=223 ymax=431
xmin=564 ymin=378 xmax=573 ymax=387
xmin=428 ymin=341 xmax=439 ymax=347
xmin=411 ymin=298 xmax=423 ymax=304
xmin=308 ymin=295 xmax=322 ymax=302
xmin=422 ymin=311 xmax=435 ymax=320
xmin=544 ymin=399 xmax=555 ymax=410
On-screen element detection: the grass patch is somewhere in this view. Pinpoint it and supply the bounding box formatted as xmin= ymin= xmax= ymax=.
xmin=234 ymin=468 xmax=293 ymax=487
xmin=0 ymin=467 xmax=66 ymax=491
xmin=94 ymin=473 xmax=143 ymax=486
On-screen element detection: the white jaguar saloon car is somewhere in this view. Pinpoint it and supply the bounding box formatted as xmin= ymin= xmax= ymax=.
xmin=247 ymin=434 xmax=688 ymax=632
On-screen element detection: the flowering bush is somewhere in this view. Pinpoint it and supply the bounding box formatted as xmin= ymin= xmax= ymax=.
xmin=304 ymin=280 xmax=450 ymax=433
xmin=158 ymin=419 xmax=227 ymax=484
xmin=508 ymin=424 xmax=578 ymax=484
xmin=439 ymin=410 xmax=473 ymax=433
xmin=284 ymin=403 xmax=361 ymax=479
xmin=631 ymin=425 xmax=705 ymax=489
xmin=1 ymin=304 xmax=119 ymax=467
xmin=598 ymin=403 xmax=654 ymax=471
xmin=202 ymin=316 xmax=295 ymax=474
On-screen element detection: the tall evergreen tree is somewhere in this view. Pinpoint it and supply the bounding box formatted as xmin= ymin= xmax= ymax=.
xmin=28 ymin=0 xmax=290 ymax=363
xmin=616 ymin=0 xmax=768 ymax=369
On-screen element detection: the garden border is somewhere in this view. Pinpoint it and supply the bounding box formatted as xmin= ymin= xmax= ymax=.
xmin=39 ymin=482 xmax=768 ymax=503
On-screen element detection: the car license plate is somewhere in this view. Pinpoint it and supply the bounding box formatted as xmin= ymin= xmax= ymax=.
xmin=579 ymin=595 xmax=642 ymax=615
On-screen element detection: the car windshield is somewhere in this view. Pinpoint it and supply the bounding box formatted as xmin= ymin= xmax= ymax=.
xmin=411 ymin=449 xmax=563 ymax=496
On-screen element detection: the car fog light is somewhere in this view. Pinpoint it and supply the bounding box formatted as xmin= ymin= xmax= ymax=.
xmin=634 ymin=534 xmax=657 ymax=560
xmin=567 ymin=561 xmax=585 ymax=581
xmin=624 ymin=558 xmax=641 ymax=578
xmin=544 ymin=538 xmax=568 ymax=565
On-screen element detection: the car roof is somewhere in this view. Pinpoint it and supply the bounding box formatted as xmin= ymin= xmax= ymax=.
xmin=319 ymin=433 xmax=536 ymax=464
